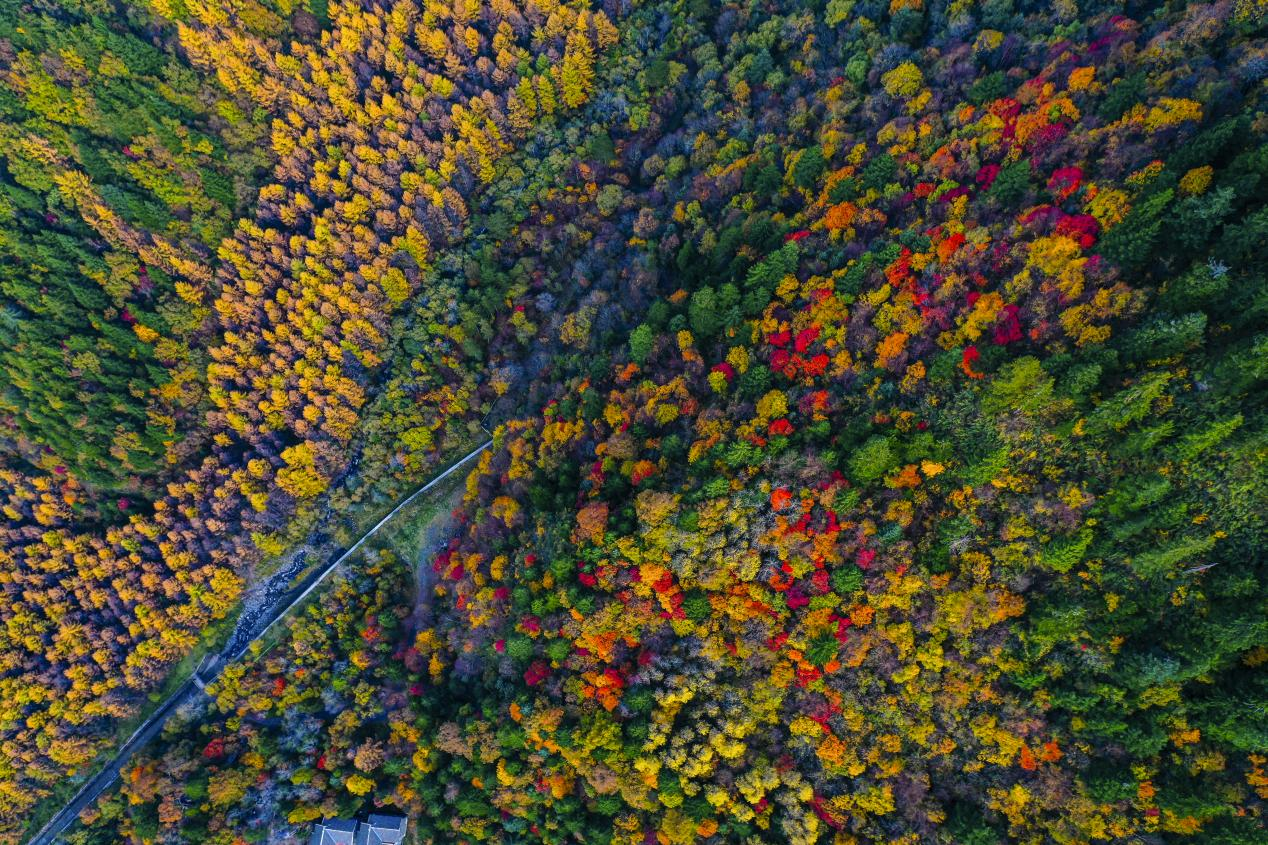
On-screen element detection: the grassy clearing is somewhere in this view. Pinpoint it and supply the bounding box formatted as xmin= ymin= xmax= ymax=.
xmin=376 ymin=469 xmax=466 ymax=566
xmin=226 ymin=458 xmax=469 ymax=676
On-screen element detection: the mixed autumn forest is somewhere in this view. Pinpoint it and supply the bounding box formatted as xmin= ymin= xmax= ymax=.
xmin=2 ymin=0 xmax=1268 ymax=843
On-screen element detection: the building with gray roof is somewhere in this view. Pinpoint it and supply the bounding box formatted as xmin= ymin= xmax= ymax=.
xmin=309 ymin=813 xmax=406 ymax=845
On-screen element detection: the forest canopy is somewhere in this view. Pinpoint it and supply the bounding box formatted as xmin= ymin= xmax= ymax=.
xmin=2 ymin=1 xmax=1268 ymax=845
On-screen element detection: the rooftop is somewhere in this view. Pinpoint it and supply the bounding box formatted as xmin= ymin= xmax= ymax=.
xmin=309 ymin=813 xmax=407 ymax=845
xmin=308 ymin=817 xmax=357 ymax=845
xmin=356 ymin=813 xmax=409 ymax=845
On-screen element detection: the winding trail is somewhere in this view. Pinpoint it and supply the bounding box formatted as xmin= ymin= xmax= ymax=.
xmin=25 ymin=440 xmax=492 ymax=845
